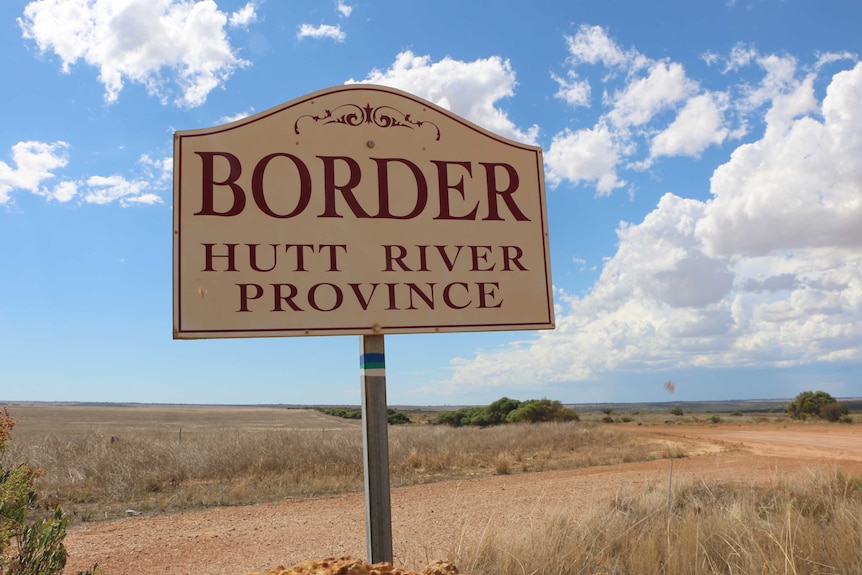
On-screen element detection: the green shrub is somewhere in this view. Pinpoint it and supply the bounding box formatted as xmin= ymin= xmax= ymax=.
xmin=819 ymin=401 xmax=849 ymax=422
xmin=433 ymin=398 xmax=578 ymax=427
xmin=318 ymin=407 xmax=362 ymax=419
xmin=505 ymin=399 xmax=579 ymax=424
xmin=386 ymin=409 xmax=411 ymax=425
xmin=670 ymin=406 xmax=684 ymax=416
xmin=319 ymin=407 xmax=411 ymax=424
xmin=0 ymin=408 xmax=97 ymax=575
xmin=787 ymin=391 xmax=847 ymax=421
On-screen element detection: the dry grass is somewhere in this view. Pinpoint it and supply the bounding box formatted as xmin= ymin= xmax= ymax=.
xmin=452 ymin=468 xmax=862 ymax=575
xmin=0 ymin=405 xmax=687 ymax=521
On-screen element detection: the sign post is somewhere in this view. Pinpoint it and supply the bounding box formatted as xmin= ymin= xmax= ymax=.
xmin=173 ymin=84 xmax=554 ymax=564
xmin=360 ymin=334 xmax=392 ymax=563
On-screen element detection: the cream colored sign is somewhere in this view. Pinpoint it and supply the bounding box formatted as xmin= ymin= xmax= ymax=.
xmin=173 ymin=85 xmax=553 ymax=339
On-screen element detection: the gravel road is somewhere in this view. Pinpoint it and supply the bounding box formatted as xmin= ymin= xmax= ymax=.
xmin=63 ymin=424 xmax=862 ymax=575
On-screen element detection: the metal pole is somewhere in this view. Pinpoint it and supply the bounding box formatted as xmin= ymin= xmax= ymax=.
xmin=360 ymin=334 xmax=393 ymax=564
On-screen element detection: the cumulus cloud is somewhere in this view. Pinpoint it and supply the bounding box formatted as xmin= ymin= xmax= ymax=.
xmin=563 ymin=24 xmax=638 ymax=69
xmin=437 ymin=58 xmax=862 ymax=394
xmin=349 ymin=51 xmax=539 ymax=144
xmin=336 ymin=0 xmax=353 ymax=18
xmin=49 ymin=180 xmax=79 ymax=203
xmin=698 ymin=62 xmax=862 ymax=257
xmin=552 ymin=71 xmax=591 ymax=107
xmin=546 ymin=124 xmax=624 ymax=194
xmin=297 ymin=23 xmax=345 ymax=42
xmin=0 ymin=141 xmax=166 ymax=206
xmin=83 ymin=175 xmax=157 ymax=206
xmin=229 ymin=2 xmax=257 ymax=28
xmin=79 ymin=154 xmax=168 ymax=206
xmin=607 ymin=61 xmax=698 ymax=128
xmin=137 ymin=153 xmax=172 ymax=187
xmin=649 ymin=92 xmax=730 ymax=160
xmin=547 ymin=25 xmax=734 ymax=192
xmin=18 ymin=0 xmax=253 ymax=107
xmin=546 ymin=27 xmax=856 ymax=196
xmin=0 ymin=141 xmax=69 ymax=204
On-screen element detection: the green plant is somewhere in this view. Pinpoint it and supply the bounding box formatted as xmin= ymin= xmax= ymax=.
xmin=318 ymin=406 xmax=411 ymax=424
xmin=0 ymin=408 xmax=98 ymax=575
xmin=432 ymin=397 xmax=578 ymax=427
xmin=670 ymin=406 xmax=684 ymax=416
xmin=505 ymin=399 xmax=579 ymax=424
xmin=819 ymin=401 xmax=849 ymax=422
xmin=385 ymin=408 xmax=411 ymax=425
xmin=786 ymin=390 xmax=846 ymax=420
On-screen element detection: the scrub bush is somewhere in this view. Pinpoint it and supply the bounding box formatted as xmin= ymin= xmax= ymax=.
xmin=0 ymin=408 xmax=97 ymax=575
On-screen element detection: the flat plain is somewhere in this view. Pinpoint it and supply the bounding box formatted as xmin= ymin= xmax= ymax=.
xmin=3 ymin=403 xmax=359 ymax=436
xmin=3 ymin=403 xmax=862 ymax=575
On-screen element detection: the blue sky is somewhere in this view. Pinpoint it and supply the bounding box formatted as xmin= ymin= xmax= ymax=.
xmin=2 ymin=0 xmax=861 ymax=406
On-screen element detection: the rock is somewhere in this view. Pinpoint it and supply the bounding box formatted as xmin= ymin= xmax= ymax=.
xmin=243 ymin=556 xmax=462 ymax=575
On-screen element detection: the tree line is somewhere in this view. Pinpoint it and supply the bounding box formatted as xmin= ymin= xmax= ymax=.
xmin=433 ymin=397 xmax=579 ymax=427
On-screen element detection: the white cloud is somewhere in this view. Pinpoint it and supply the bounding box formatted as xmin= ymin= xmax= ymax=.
xmin=138 ymin=154 xmax=172 ymax=186
xmin=217 ymin=108 xmax=255 ymax=124
xmin=297 ymin=23 xmax=345 ymax=42
xmin=649 ymin=92 xmax=730 ymax=160
xmin=350 ymin=51 xmax=539 ymax=144
xmin=547 ymin=27 xmax=849 ymax=196
xmin=19 ymin=0 xmax=250 ymax=108
xmin=545 ymin=124 xmax=624 ymax=194
xmin=698 ymin=62 xmax=862 ymax=257
xmin=563 ymin=24 xmax=638 ymax=70
xmin=336 ymin=0 xmax=353 ymax=18
xmin=437 ymin=60 xmax=862 ymax=394
xmin=725 ymin=43 xmax=758 ymax=72
xmin=550 ymin=26 xmax=731 ymax=192
xmin=552 ymin=71 xmax=591 ymax=107
xmin=607 ymin=61 xmax=698 ymax=129
xmin=742 ymin=53 xmax=800 ymax=110
xmin=0 ymin=141 xmax=69 ymax=204
xmin=83 ymin=174 xmax=161 ymax=206
xmin=0 ymin=140 xmax=167 ymax=207
xmin=228 ymin=2 xmax=257 ymax=28
xmin=49 ymin=180 xmax=79 ymax=202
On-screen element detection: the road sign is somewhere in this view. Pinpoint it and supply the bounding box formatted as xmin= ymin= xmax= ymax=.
xmin=173 ymin=85 xmax=553 ymax=339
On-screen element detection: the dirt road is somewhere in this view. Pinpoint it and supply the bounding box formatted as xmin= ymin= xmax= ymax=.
xmin=63 ymin=423 xmax=862 ymax=575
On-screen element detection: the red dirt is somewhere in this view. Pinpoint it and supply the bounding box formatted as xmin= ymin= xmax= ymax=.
xmin=63 ymin=423 xmax=862 ymax=575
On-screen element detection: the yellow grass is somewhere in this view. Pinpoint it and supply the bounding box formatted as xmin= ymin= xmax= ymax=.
xmin=5 ymin=404 xmax=862 ymax=574
xmin=1 ymin=404 xmax=688 ymax=520
xmin=452 ymin=468 xmax=862 ymax=575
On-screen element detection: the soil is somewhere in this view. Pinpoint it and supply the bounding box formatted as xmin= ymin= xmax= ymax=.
xmin=62 ymin=423 xmax=862 ymax=575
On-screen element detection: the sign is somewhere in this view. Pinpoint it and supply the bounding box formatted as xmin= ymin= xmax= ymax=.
xmin=173 ymin=85 xmax=553 ymax=339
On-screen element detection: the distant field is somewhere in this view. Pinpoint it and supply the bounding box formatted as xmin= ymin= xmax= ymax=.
xmin=0 ymin=402 xmax=690 ymax=520
xmin=3 ymin=404 xmax=358 ymax=438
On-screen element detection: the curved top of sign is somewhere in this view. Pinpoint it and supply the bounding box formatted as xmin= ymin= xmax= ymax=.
xmin=173 ymin=84 xmax=554 ymax=339
xmin=181 ymin=83 xmax=540 ymax=151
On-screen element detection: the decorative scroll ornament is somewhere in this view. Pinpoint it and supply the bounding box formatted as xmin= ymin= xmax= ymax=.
xmin=294 ymin=103 xmax=441 ymax=141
